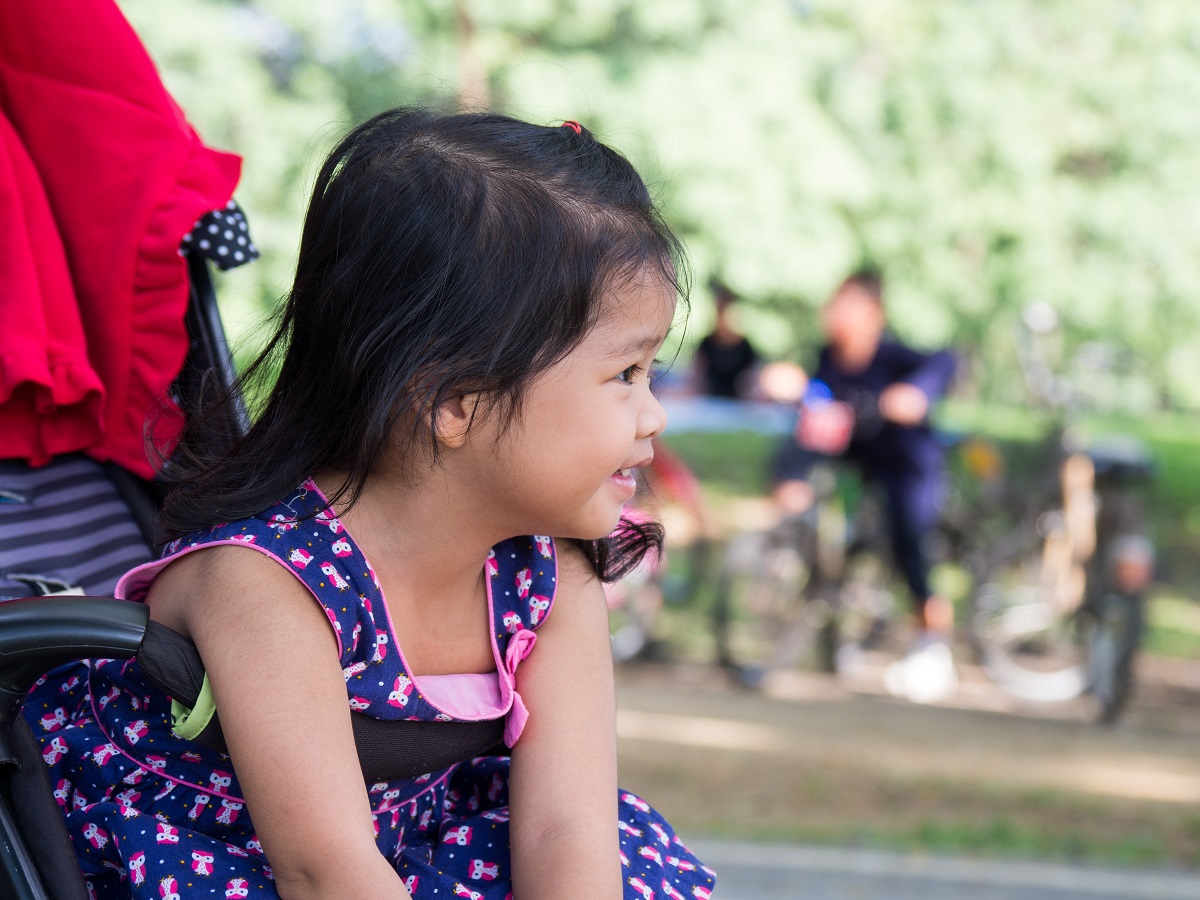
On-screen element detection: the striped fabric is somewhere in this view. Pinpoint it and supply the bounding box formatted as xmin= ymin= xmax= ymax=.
xmin=0 ymin=455 xmax=153 ymax=601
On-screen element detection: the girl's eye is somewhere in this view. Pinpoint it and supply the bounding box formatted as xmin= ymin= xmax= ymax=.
xmin=617 ymin=363 xmax=645 ymax=384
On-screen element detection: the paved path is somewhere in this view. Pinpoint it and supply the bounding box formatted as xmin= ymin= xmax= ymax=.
xmin=693 ymin=840 xmax=1200 ymax=899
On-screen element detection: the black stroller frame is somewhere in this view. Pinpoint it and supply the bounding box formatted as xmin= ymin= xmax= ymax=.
xmin=0 ymin=256 xmax=239 ymax=900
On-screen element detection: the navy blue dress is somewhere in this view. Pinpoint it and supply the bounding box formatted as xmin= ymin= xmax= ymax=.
xmin=23 ymin=480 xmax=715 ymax=899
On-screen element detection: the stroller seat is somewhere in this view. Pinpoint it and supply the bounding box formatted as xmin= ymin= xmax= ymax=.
xmin=0 ymin=455 xmax=158 ymax=900
xmin=0 ymin=456 xmax=155 ymax=603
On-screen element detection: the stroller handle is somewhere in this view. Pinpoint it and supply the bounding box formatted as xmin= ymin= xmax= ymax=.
xmin=0 ymin=596 xmax=148 ymax=739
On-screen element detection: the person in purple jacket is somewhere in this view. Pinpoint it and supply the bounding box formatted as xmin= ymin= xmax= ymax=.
xmin=772 ymin=268 xmax=958 ymax=701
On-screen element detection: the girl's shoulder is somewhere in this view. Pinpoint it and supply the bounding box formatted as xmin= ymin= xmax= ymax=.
xmin=119 ymin=482 xmax=358 ymax=629
xmin=135 ymin=536 xmax=308 ymax=637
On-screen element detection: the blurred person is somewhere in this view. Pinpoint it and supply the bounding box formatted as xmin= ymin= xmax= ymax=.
xmin=771 ymin=268 xmax=958 ymax=702
xmin=693 ymin=279 xmax=760 ymax=398
xmin=757 ymin=359 xmax=809 ymax=405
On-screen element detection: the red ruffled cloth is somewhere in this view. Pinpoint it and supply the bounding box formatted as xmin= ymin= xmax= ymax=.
xmin=0 ymin=0 xmax=242 ymax=477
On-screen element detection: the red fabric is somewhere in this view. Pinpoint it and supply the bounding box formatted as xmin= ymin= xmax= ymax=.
xmin=0 ymin=0 xmax=242 ymax=477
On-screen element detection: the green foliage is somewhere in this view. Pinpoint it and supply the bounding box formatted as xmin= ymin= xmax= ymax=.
xmin=122 ymin=0 xmax=1200 ymax=409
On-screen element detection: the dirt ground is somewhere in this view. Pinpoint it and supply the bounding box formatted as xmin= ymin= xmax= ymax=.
xmin=613 ymin=652 xmax=1200 ymax=869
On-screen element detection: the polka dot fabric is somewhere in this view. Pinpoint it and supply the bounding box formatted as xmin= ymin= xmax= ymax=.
xmin=179 ymin=200 xmax=259 ymax=271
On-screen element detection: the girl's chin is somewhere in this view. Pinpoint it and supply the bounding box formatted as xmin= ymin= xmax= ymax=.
xmin=557 ymin=509 xmax=630 ymax=543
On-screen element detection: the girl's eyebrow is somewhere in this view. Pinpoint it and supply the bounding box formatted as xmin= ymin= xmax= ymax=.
xmin=611 ymin=328 xmax=670 ymax=358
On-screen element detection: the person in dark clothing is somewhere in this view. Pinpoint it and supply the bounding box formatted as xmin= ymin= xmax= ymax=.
xmin=693 ymin=280 xmax=759 ymax=398
xmin=772 ymin=269 xmax=958 ymax=701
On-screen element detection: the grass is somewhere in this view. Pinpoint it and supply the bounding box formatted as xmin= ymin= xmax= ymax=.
xmin=659 ymin=430 xmax=777 ymax=499
xmin=689 ymin=813 xmax=1188 ymax=870
xmin=619 ymin=736 xmax=1200 ymax=871
xmin=1144 ymin=591 xmax=1200 ymax=658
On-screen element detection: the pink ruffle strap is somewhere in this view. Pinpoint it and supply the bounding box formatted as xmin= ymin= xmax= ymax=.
xmin=500 ymin=628 xmax=538 ymax=748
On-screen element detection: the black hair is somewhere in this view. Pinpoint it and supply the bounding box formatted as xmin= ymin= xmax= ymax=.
xmin=159 ymin=108 xmax=688 ymax=582
xmin=838 ymin=266 xmax=883 ymax=303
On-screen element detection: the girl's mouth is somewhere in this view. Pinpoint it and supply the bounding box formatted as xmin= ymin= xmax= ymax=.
xmin=609 ymin=468 xmax=637 ymax=495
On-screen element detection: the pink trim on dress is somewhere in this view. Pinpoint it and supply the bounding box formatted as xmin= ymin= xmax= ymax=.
xmin=125 ymin=483 xmax=559 ymax=741
xmin=368 ymin=767 xmax=454 ymax=816
xmin=85 ymin=665 xmax=244 ymax=804
xmin=499 ymin=628 xmax=537 ymax=748
xmin=115 ymin=537 xmax=344 ymax=658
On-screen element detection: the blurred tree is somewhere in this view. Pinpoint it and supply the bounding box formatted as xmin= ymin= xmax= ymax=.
xmin=120 ymin=0 xmax=1200 ymax=410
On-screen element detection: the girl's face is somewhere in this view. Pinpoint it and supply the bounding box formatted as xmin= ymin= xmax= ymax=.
xmin=467 ymin=270 xmax=675 ymax=541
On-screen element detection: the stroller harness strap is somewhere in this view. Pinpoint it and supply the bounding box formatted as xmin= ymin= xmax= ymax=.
xmin=138 ymin=620 xmax=506 ymax=783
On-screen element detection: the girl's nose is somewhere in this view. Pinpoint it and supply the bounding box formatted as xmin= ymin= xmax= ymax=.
xmin=639 ymin=387 xmax=668 ymax=439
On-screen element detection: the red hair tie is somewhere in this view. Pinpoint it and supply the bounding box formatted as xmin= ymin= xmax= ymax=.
xmin=561 ymin=120 xmax=582 ymax=134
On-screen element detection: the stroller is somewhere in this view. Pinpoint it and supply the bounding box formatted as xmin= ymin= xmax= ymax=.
xmin=0 ymin=3 xmax=249 ymax=896
xmin=0 ymin=256 xmax=242 ymax=900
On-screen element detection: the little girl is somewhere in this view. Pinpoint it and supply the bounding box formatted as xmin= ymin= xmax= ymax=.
xmin=24 ymin=109 xmax=714 ymax=899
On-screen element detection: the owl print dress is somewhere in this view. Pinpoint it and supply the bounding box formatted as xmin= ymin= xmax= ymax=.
xmin=24 ymin=480 xmax=715 ymax=899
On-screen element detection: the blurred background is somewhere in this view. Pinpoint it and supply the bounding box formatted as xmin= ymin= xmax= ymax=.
xmin=121 ymin=0 xmax=1200 ymax=882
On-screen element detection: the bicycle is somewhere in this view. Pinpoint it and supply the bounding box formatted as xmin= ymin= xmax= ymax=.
xmin=966 ymin=307 xmax=1155 ymax=722
xmin=711 ymin=298 xmax=1157 ymax=721
xmin=710 ymin=389 xmax=983 ymax=686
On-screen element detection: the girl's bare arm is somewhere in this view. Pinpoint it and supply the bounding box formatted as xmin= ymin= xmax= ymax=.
xmin=148 ymin=548 xmax=410 ymax=900
xmin=507 ymin=545 xmax=622 ymax=899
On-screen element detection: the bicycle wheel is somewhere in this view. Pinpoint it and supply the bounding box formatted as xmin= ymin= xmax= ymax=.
xmin=970 ymin=557 xmax=1088 ymax=702
xmin=712 ymin=516 xmax=822 ymax=679
xmin=818 ymin=548 xmax=898 ymax=674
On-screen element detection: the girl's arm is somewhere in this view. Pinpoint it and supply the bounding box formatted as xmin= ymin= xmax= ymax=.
xmin=508 ymin=545 xmax=622 ymax=899
xmin=147 ymin=547 xmax=410 ymax=900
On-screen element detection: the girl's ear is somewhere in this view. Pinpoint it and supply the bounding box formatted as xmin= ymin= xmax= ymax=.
xmin=433 ymin=393 xmax=482 ymax=450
